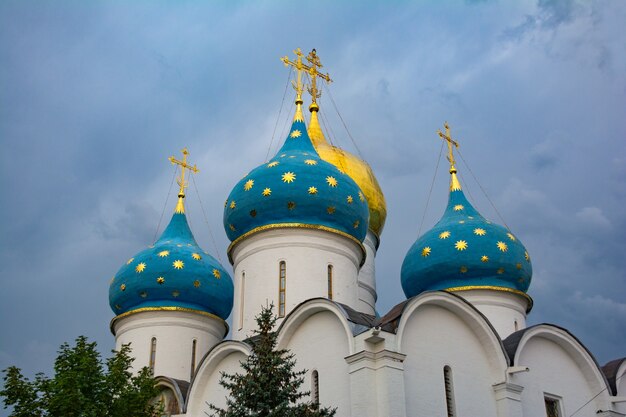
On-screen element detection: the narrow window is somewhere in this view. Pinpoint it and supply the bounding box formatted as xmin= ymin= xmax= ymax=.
xmin=327 ymin=265 xmax=333 ymax=300
xmin=514 ymin=319 xmax=519 ymax=332
xmin=190 ymin=339 xmax=197 ymax=380
xmin=278 ymin=261 xmax=286 ymax=317
xmin=239 ymin=272 xmax=245 ymax=330
xmin=544 ymin=396 xmax=561 ymax=417
xmin=311 ymin=370 xmax=320 ymax=407
xmin=149 ymin=337 xmax=157 ymax=373
xmin=443 ymin=366 xmax=456 ymax=417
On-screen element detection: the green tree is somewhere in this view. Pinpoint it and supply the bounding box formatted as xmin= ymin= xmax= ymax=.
xmin=208 ymin=304 xmax=336 ymax=417
xmin=1 ymin=336 xmax=161 ymax=417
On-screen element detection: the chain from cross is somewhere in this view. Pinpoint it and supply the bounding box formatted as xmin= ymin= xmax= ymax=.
xmin=437 ymin=122 xmax=460 ymax=171
xmin=168 ymin=148 xmax=199 ymax=198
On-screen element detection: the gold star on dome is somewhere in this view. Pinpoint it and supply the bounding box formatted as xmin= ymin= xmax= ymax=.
xmin=326 ymin=176 xmax=338 ymax=187
xmin=327 ymin=206 xmax=336 ymax=214
xmin=115 ymin=304 xmax=122 ymax=310
xmin=353 ymin=220 xmax=360 ymax=229
xmin=481 ymin=255 xmax=489 ymax=263
xmin=230 ymin=200 xmax=236 ymax=209
xmin=172 ymin=290 xmax=180 ymax=297
xmin=193 ymin=280 xmax=201 ymax=288
xmin=439 ymin=231 xmax=451 ymax=239
xmin=268 ymin=161 xmax=279 ymax=168
xmin=126 ymin=258 xmax=134 ymax=265
xmin=525 ymin=251 xmax=530 ymax=261
xmin=290 ymin=129 xmax=302 ymax=138
xmin=250 ymin=209 xmax=257 ymax=217
xmin=212 ymin=269 xmax=221 ymax=279
xmin=229 ymin=224 xmax=236 ymax=231
xmin=173 ymin=260 xmax=184 ymax=270
xmin=460 ymin=266 xmax=468 ymax=273
xmin=453 ymin=204 xmax=464 ymax=211
xmin=421 ymin=247 xmax=431 ymax=257
xmin=287 ymin=201 xmax=296 ymax=210
xmin=244 ymin=179 xmax=254 ymax=191
xmin=156 ymin=277 xmax=165 ymax=284
xmin=308 ymin=186 xmax=318 ymax=195
xmin=516 ymin=263 xmax=522 ymax=270
xmin=497 ymin=241 xmax=508 ymax=252
xmin=455 ymin=240 xmax=468 ymax=251
xmin=135 ymin=263 xmax=146 ymax=273
xmin=497 ymin=268 xmax=505 ymax=274
xmin=507 ymin=233 xmax=516 ymax=241
xmin=474 ymin=228 xmax=487 ymax=236
xmin=120 ymin=284 xmax=126 ymax=291
xmin=140 ymin=291 xmax=148 ymax=298
xmin=158 ymin=250 xmax=170 ymax=258
xmin=192 ymin=253 xmax=202 ymax=260
xmin=262 ymin=188 xmax=272 ymax=196
xmin=305 ymin=159 xmax=317 ymax=165
xmin=518 ymin=277 xmax=525 ymax=283
xmin=347 ymin=195 xmax=353 ymax=204
xmin=359 ymin=192 xmax=365 ymax=202
xmin=282 ymin=172 xmax=296 ymax=183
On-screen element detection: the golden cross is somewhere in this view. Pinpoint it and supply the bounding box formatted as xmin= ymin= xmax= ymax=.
xmin=281 ymin=48 xmax=307 ymax=104
xmin=168 ymin=148 xmax=199 ymax=213
xmin=437 ymin=122 xmax=459 ymax=172
xmin=305 ymin=48 xmax=332 ymax=106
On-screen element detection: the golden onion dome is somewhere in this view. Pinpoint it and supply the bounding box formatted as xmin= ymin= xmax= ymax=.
xmin=307 ymin=104 xmax=387 ymax=238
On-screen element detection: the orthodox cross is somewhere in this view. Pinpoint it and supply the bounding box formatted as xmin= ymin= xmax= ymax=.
xmin=437 ymin=122 xmax=460 ymax=172
xmin=169 ymin=148 xmax=199 ymax=213
xmin=305 ymin=48 xmax=332 ymax=106
xmin=281 ymin=48 xmax=307 ymax=104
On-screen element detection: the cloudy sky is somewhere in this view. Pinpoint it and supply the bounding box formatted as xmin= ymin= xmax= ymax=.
xmin=1 ymin=0 xmax=625 ymax=400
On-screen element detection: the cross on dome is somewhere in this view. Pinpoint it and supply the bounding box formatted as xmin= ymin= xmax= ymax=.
xmin=437 ymin=122 xmax=462 ymax=192
xmin=168 ymin=148 xmax=199 ymax=214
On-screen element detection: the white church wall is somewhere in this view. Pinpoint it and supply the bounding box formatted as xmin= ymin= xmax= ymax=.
xmin=230 ymin=228 xmax=363 ymax=340
xmin=277 ymin=303 xmax=354 ymax=416
xmin=615 ymin=360 xmax=626 ymax=414
xmin=397 ymin=294 xmax=506 ymax=417
xmin=356 ymin=230 xmax=378 ymax=315
xmin=185 ymin=341 xmax=250 ymax=416
xmin=513 ymin=327 xmax=611 ymax=417
xmin=112 ymin=310 xmax=226 ymax=381
xmin=452 ymin=289 xmax=528 ymax=339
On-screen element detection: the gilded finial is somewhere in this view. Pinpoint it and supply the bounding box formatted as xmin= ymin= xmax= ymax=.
xmin=305 ymin=48 xmax=332 ymax=112
xmin=437 ymin=122 xmax=462 ymax=191
xmin=168 ymin=148 xmax=199 ymax=214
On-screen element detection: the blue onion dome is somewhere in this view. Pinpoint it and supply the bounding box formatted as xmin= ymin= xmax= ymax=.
xmin=223 ymin=102 xmax=369 ymax=257
xmin=401 ymin=129 xmax=532 ymax=300
xmin=109 ymin=154 xmax=234 ymax=321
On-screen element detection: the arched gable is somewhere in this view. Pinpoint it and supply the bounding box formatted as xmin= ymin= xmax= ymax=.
xmin=510 ymin=325 xmax=611 ymax=393
xmin=276 ymin=297 xmax=357 ymax=355
xmin=508 ymin=324 xmax=612 ymax=415
xmin=395 ymin=291 xmax=509 ymax=372
xmin=185 ymin=340 xmax=251 ymax=415
xmin=153 ymin=376 xmax=188 ymax=415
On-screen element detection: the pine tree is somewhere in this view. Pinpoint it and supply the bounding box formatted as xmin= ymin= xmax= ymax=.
xmin=207 ymin=305 xmax=336 ymax=417
xmin=1 ymin=336 xmax=161 ymax=417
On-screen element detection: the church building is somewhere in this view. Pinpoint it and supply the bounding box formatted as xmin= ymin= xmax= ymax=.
xmin=107 ymin=48 xmax=626 ymax=417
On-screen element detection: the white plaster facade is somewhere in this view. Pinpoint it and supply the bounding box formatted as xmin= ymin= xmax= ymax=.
xmin=110 ymin=200 xmax=624 ymax=417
